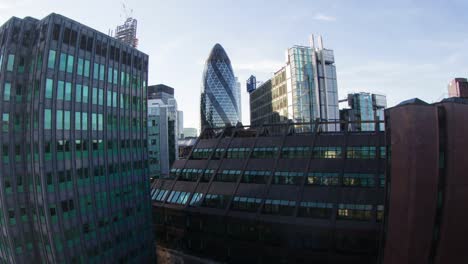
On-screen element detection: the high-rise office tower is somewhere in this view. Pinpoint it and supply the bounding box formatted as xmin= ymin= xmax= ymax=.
xmin=249 ymin=35 xmax=340 ymax=131
xmin=0 ymin=14 xmax=153 ymax=263
xmin=147 ymin=84 xmax=179 ymax=179
xmin=340 ymin=92 xmax=387 ymax=131
xmin=448 ymin=78 xmax=468 ymax=98
xmin=114 ymin=17 xmax=138 ymax=48
xmin=200 ymin=44 xmax=241 ymax=131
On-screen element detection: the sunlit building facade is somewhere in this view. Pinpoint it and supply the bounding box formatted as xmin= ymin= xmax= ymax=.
xmin=0 ymin=13 xmax=153 ymax=263
xmin=340 ymin=93 xmax=387 ymax=131
xmin=200 ymin=44 xmax=241 ymax=131
xmin=249 ymin=36 xmax=339 ymax=131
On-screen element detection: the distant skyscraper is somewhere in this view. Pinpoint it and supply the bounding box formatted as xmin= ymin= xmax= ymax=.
xmin=340 ymin=92 xmax=387 ymax=131
xmin=147 ymin=85 xmax=180 ymax=179
xmin=114 ymin=17 xmax=138 ymax=48
xmin=448 ymin=78 xmax=468 ymax=98
xmin=249 ymin=35 xmax=339 ymax=131
xmin=0 ymin=13 xmax=153 ymax=263
xmin=200 ymin=44 xmax=241 ymax=131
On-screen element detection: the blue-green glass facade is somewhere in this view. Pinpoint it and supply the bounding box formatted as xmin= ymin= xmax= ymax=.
xmin=200 ymin=44 xmax=241 ymax=130
xmin=0 ymin=14 xmax=153 ymax=263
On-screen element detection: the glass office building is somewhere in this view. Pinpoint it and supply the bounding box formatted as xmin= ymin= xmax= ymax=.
xmin=0 ymin=13 xmax=153 ymax=263
xmin=340 ymin=93 xmax=387 ymax=131
xmin=249 ymin=35 xmax=340 ymax=132
xmin=200 ymin=44 xmax=241 ymax=131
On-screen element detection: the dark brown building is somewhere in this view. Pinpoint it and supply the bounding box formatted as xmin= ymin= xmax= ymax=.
xmin=448 ymin=78 xmax=468 ymax=98
xmin=381 ymin=98 xmax=468 ymax=264
xmin=151 ymin=121 xmax=386 ymax=264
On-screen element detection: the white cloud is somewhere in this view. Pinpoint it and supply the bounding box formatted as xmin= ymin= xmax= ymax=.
xmin=313 ymin=13 xmax=337 ymax=22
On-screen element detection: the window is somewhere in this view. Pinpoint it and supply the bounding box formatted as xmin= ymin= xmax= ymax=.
xmin=44 ymin=109 xmax=51 ymax=129
xmin=77 ymin=58 xmax=83 ymax=75
xmin=92 ymin=113 xmax=97 ymax=130
xmin=98 ymin=89 xmax=103 ymax=105
xmin=107 ymin=91 xmax=112 ymax=106
xmin=57 ymin=81 xmax=64 ymax=100
xmin=166 ymin=191 xmax=191 ymax=205
xmin=66 ymin=55 xmax=74 ymax=73
xmin=45 ymin=79 xmax=53 ymax=99
xmin=337 ymin=204 xmax=373 ymax=221
xmin=202 ymin=194 xmax=230 ymax=209
xmin=65 ymin=82 xmax=71 ymax=101
xmin=76 ymin=84 xmax=82 ymax=102
xmin=241 ymin=170 xmax=270 ymax=184
xmin=4 ymin=82 xmax=11 ymax=101
xmin=93 ymin=63 xmax=99 ymax=79
xmin=281 ymin=146 xmax=311 ymax=158
xmin=263 ymin=199 xmax=296 ymax=216
xmin=380 ymin=147 xmax=386 ymax=159
xmin=191 ymin=148 xmax=212 ymax=160
xmin=298 ymin=202 xmax=333 ymax=218
xmin=346 ymin=146 xmax=376 ymax=159
xmin=75 ymin=112 xmax=81 ymax=130
xmin=99 ymin=64 xmax=104 ymax=81
xmin=215 ymin=170 xmax=241 ymax=182
xmin=251 ymin=147 xmax=278 ymax=158
xmin=56 ymin=110 xmax=63 ymax=129
xmin=189 ymin=193 xmax=203 ymax=206
xmin=6 ymin=54 xmax=14 ymax=71
xmin=82 ymin=113 xmax=88 ymax=130
xmin=64 ymin=111 xmax=70 ymax=130
xmin=313 ymin=146 xmax=342 ymax=159
xmin=84 ymin=60 xmax=90 ymax=77
xmin=377 ymin=205 xmax=384 ymax=222
xmin=151 ymin=189 xmax=169 ymax=202
xmin=59 ymin=53 xmax=66 ymax=72
xmin=92 ymin=88 xmax=98 ymax=105
xmin=179 ymin=168 xmax=203 ymax=181
xmin=2 ymin=113 xmax=9 ymax=132
xmin=231 ymin=196 xmax=262 ymax=212
xmin=212 ymin=148 xmax=225 ymax=159
xmin=47 ymin=50 xmax=56 ymax=69
xmin=273 ymin=171 xmax=303 ymax=185
xmin=82 ymin=85 xmax=89 ymax=103
xmin=226 ymin=148 xmax=250 ymax=159
xmin=343 ymin=173 xmax=375 ymax=187
xmin=379 ymin=174 xmax=385 ymax=187
xmin=307 ymin=172 xmax=340 ymax=186
xmin=107 ymin=67 xmax=112 ymax=83
xmin=200 ymin=169 xmax=214 ymax=182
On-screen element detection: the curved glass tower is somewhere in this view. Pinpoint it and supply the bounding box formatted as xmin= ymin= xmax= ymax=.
xmin=200 ymin=44 xmax=240 ymax=130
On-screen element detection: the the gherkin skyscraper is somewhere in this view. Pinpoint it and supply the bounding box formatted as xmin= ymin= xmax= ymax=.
xmin=200 ymin=44 xmax=241 ymax=131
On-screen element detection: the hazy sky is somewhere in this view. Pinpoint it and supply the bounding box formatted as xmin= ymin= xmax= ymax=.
xmin=1 ymin=0 xmax=467 ymax=129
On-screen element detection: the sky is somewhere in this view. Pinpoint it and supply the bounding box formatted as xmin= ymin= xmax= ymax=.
xmin=1 ymin=0 xmax=468 ymax=129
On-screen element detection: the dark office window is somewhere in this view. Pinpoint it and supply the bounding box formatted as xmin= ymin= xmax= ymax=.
xmin=263 ymin=199 xmax=296 ymax=216
xmin=346 ymin=146 xmax=376 ymax=159
xmin=201 ymin=194 xmax=230 ymax=209
xmin=241 ymin=170 xmax=271 ymax=184
xmin=298 ymin=202 xmax=333 ymax=218
xmin=343 ymin=173 xmax=375 ymax=187
xmin=52 ymin=24 xmax=61 ymax=41
xmin=273 ymin=171 xmax=303 ymax=185
xmin=231 ymin=197 xmax=262 ymax=212
xmin=215 ymin=170 xmax=241 ymax=182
